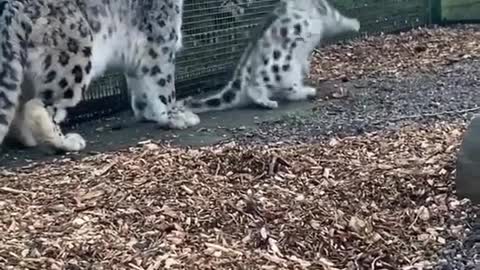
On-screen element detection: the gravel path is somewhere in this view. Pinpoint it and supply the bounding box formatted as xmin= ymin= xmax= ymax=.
xmin=227 ymin=24 xmax=480 ymax=146
xmin=230 ymin=58 xmax=480 ymax=145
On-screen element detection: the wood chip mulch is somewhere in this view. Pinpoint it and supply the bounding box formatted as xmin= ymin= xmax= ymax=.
xmin=0 ymin=121 xmax=474 ymax=269
xmin=311 ymin=25 xmax=480 ymax=82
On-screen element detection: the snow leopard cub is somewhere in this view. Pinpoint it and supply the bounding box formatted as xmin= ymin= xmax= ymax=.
xmin=0 ymin=0 xmax=199 ymax=152
xmin=180 ymin=0 xmax=360 ymax=113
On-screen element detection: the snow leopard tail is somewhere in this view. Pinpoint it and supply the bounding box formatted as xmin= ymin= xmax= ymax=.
xmin=0 ymin=1 xmax=27 ymax=145
xmin=317 ymin=0 xmax=360 ymax=36
xmin=182 ymin=1 xmax=288 ymax=114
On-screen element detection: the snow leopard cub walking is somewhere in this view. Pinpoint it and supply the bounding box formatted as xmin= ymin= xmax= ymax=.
xmin=0 ymin=0 xmax=199 ymax=152
xmin=180 ymin=0 xmax=360 ymax=113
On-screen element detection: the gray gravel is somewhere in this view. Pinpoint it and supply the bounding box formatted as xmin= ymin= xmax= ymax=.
xmin=231 ymin=58 xmax=480 ymax=145
xmin=435 ymin=210 xmax=480 ymax=270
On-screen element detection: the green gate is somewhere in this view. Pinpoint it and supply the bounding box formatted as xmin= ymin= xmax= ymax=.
xmin=431 ymin=0 xmax=480 ymax=24
xmin=68 ymin=0 xmax=473 ymax=125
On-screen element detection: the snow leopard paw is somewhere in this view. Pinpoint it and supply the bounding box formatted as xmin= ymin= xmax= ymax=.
xmin=61 ymin=133 xmax=87 ymax=152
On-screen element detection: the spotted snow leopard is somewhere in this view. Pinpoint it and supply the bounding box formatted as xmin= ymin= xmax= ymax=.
xmin=0 ymin=0 xmax=198 ymax=152
xmin=180 ymin=0 xmax=360 ymax=113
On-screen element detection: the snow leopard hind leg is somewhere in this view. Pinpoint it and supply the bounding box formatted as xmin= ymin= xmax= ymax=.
xmin=127 ymin=44 xmax=199 ymax=129
xmin=298 ymin=0 xmax=361 ymax=78
xmin=126 ymin=0 xmax=199 ymax=129
xmin=0 ymin=1 xmax=28 ymax=150
xmin=250 ymin=20 xmax=317 ymax=103
xmin=282 ymin=0 xmax=361 ymax=101
xmin=258 ymin=40 xmax=317 ymax=103
xmin=182 ymin=0 xmax=319 ymax=112
xmin=18 ymin=100 xmax=86 ymax=152
xmin=3 ymin=1 xmax=96 ymax=152
xmin=11 ymin=45 xmax=93 ymax=152
xmin=103 ymin=0 xmax=196 ymax=129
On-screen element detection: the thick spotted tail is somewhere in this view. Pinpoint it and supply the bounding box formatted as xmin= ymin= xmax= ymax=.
xmin=182 ymin=79 xmax=246 ymax=114
xmin=0 ymin=1 xmax=25 ymax=145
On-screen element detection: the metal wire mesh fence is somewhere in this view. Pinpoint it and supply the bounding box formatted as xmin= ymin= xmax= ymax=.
xmin=66 ymin=73 xmax=130 ymax=125
xmin=65 ymin=0 xmax=477 ymax=125
xmin=175 ymin=0 xmax=279 ymax=98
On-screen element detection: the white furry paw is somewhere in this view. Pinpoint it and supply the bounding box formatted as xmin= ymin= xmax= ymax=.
xmin=302 ymin=86 xmax=317 ymax=98
xmin=168 ymin=112 xmax=188 ymax=129
xmin=182 ymin=109 xmax=200 ymax=127
xmin=61 ymin=133 xmax=86 ymax=152
xmin=286 ymin=86 xmax=317 ymax=101
xmin=258 ymin=100 xmax=278 ymax=109
xmin=131 ymin=98 xmax=169 ymax=126
xmin=168 ymin=109 xmax=200 ymax=129
xmin=348 ymin=18 xmax=361 ymax=32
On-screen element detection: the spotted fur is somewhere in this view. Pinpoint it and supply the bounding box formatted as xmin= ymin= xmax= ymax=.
xmin=220 ymin=0 xmax=254 ymax=17
xmin=181 ymin=0 xmax=360 ymax=113
xmin=0 ymin=0 xmax=199 ymax=152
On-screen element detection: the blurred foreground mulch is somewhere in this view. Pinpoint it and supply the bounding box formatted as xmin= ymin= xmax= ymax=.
xmin=0 ymin=120 xmax=475 ymax=269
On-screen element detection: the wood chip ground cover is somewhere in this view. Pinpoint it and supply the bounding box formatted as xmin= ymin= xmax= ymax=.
xmin=311 ymin=25 xmax=480 ymax=82
xmin=0 ymin=121 xmax=476 ymax=269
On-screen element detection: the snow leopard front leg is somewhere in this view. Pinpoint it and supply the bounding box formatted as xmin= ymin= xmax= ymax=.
xmin=128 ymin=47 xmax=199 ymax=129
xmin=17 ymin=46 xmax=94 ymax=152
xmin=20 ymin=99 xmax=86 ymax=151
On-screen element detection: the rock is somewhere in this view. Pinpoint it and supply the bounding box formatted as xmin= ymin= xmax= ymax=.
xmin=456 ymin=115 xmax=480 ymax=204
